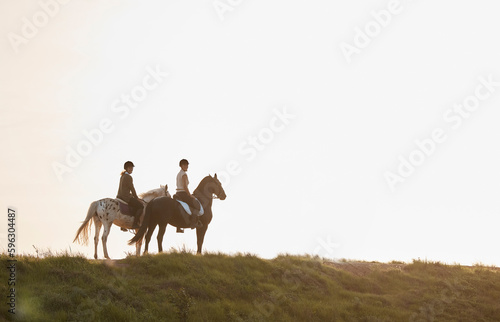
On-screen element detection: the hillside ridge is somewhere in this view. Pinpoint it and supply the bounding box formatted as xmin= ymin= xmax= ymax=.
xmin=2 ymin=252 xmax=500 ymax=321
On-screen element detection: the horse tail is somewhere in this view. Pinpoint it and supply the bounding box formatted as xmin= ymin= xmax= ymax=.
xmin=73 ymin=200 xmax=98 ymax=245
xmin=128 ymin=201 xmax=152 ymax=245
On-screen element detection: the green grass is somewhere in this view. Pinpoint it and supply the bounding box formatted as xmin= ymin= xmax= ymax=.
xmin=1 ymin=252 xmax=500 ymax=321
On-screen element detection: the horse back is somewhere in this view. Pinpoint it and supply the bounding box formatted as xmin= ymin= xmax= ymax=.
xmin=149 ymin=196 xmax=188 ymax=228
xmin=95 ymin=198 xmax=119 ymax=211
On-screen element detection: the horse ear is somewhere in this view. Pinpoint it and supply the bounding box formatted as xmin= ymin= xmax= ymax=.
xmin=214 ymin=173 xmax=217 ymax=179
xmin=209 ymin=173 xmax=212 ymax=178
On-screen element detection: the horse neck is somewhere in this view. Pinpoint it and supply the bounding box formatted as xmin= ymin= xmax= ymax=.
xmin=141 ymin=188 xmax=164 ymax=202
xmin=195 ymin=192 xmax=213 ymax=209
xmin=194 ymin=178 xmax=213 ymax=208
xmin=193 ymin=177 xmax=208 ymax=196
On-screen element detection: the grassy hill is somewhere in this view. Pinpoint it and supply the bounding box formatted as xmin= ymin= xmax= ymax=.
xmin=2 ymin=251 xmax=500 ymax=321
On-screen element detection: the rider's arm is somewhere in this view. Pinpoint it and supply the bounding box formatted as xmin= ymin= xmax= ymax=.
xmin=182 ymin=174 xmax=190 ymax=195
xmin=128 ymin=175 xmax=139 ymax=199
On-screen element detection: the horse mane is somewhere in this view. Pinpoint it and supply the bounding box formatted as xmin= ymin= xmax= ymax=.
xmin=193 ymin=176 xmax=212 ymax=195
xmin=139 ymin=185 xmax=166 ymax=200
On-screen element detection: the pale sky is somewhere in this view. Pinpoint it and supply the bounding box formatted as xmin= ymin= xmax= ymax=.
xmin=2 ymin=0 xmax=500 ymax=265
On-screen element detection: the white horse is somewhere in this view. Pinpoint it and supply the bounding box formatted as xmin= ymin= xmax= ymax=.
xmin=73 ymin=185 xmax=171 ymax=259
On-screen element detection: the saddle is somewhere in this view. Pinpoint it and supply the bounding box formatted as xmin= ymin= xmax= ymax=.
xmin=173 ymin=195 xmax=204 ymax=227
xmin=115 ymin=198 xmax=132 ymax=216
xmin=176 ymin=199 xmax=204 ymax=216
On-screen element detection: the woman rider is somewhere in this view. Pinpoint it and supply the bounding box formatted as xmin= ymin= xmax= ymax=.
xmin=116 ymin=161 xmax=143 ymax=229
xmin=174 ymin=159 xmax=200 ymax=229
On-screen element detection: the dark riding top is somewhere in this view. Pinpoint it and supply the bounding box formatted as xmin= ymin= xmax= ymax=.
xmin=117 ymin=172 xmax=138 ymax=203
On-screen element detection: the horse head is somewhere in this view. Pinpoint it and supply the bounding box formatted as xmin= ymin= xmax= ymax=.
xmin=140 ymin=185 xmax=170 ymax=202
xmin=196 ymin=174 xmax=226 ymax=200
xmin=161 ymin=184 xmax=171 ymax=198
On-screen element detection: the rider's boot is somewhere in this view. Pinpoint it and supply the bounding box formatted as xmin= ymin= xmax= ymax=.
xmin=121 ymin=209 xmax=133 ymax=231
xmin=190 ymin=209 xmax=202 ymax=229
xmin=132 ymin=208 xmax=142 ymax=229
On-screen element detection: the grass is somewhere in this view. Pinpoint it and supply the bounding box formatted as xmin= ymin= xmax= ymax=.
xmin=1 ymin=251 xmax=500 ymax=321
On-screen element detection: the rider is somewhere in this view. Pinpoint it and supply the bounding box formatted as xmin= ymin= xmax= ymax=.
xmin=174 ymin=159 xmax=200 ymax=229
xmin=117 ymin=161 xmax=143 ymax=229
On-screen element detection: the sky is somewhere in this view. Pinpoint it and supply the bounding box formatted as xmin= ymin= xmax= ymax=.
xmin=1 ymin=0 xmax=500 ymax=265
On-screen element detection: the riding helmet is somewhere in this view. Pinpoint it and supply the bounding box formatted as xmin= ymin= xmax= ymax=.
xmin=124 ymin=161 xmax=135 ymax=169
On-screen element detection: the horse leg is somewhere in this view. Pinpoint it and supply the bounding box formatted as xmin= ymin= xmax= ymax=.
xmin=135 ymin=228 xmax=143 ymax=256
xmin=101 ymin=222 xmax=112 ymax=259
xmin=157 ymin=224 xmax=166 ymax=253
xmin=196 ymin=224 xmax=208 ymax=254
xmin=94 ymin=218 xmax=102 ymax=259
xmin=144 ymin=226 xmax=154 ymax=254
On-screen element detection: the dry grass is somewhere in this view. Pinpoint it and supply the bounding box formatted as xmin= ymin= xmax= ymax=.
xmin=1 ymin=252 xmax=500 ymax=321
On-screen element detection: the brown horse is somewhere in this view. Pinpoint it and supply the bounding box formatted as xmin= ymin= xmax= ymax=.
xmin=129 ymin=174 xmax=226 ymax=254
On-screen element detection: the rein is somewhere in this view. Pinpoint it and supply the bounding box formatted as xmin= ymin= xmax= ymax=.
xmin=193 ymin=176 xmax=224 ymax=207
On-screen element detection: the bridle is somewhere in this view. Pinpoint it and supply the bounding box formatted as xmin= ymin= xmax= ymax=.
xmin=194 ymin=177 xmax=225 ymax=204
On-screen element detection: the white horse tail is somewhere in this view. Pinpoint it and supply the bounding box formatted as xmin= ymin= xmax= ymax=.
xmin=73 ymin=200 xmax=98 ymax=245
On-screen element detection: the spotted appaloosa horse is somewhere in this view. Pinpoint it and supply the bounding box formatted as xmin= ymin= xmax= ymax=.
xmin=73 ymin=185 xmax=170 ymax=259
xmin=129 ymin=175 xmax=226 ymax=254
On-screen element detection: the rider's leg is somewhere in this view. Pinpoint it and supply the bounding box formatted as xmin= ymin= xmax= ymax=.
xmin=175 ymin=192 xmax=199 ymax=229
xmin=185 ymin=197 xmax=201 ymax=229
xmin=128 ymin=198 xmax=143 ymax=228
xmin=174 ymin=193 xmax=186 ymax=232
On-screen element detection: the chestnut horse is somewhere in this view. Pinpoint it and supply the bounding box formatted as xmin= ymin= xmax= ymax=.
xmin=129 ymin=174 xmax=226 ymax=254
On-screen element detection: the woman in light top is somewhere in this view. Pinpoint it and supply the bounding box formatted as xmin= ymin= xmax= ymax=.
xmin=174 ymin=159 xmax=200 ymax=229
